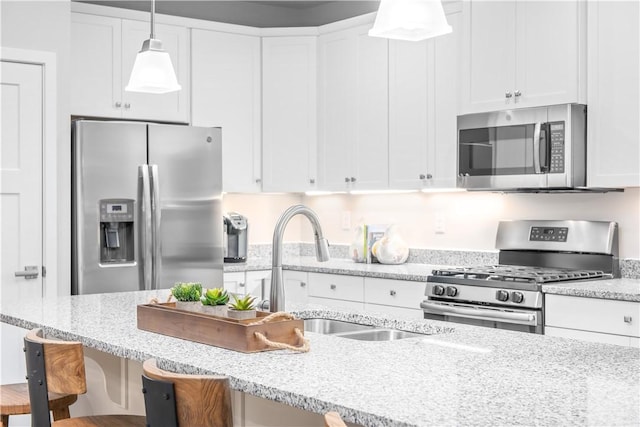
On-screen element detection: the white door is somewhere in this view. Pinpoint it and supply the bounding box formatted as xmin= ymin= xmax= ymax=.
xmin=1 ymin=61 xmax=44 ymax=300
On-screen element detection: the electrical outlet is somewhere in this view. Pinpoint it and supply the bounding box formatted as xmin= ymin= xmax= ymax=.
xmin=341 ymin=211 xmax=351 ymax=230
xmin=435 ymin=213 xmax=445 ymax=234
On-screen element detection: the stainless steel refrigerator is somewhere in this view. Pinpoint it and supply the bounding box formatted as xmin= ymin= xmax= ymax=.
xmin=72 ymin=120 xmax=223 ymax=295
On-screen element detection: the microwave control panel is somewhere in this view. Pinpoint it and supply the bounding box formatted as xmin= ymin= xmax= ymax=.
xmin=529 ymin=226 xmax=568 ymax=242
xmin=549 ymin=122 xmax=565 ymax=173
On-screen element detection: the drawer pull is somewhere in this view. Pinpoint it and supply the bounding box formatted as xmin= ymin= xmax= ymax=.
xmin=624 ymin=316 xmax=633 ymax=324
xmin=330 ymin=284 xmax=336 ymax=290
xmin=389 ymin=290 xmax=396 ymax=296
xmin=300 ymin=282 xmax=307 ymax=287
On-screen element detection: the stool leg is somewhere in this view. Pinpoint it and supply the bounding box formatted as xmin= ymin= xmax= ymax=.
xmin=52 ymin=407 xmax=71 ymax=421
xmin=1 ymin=414 xmax=9 ymax=427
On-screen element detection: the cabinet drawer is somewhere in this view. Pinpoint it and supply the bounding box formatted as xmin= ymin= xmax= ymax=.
xmin=545 ymin=295 xmax=640 ymax=337
xmin=364 ymin=278 xmax=426 ymax=309
xmin=308 ymin=273 xmax=364 ymax=301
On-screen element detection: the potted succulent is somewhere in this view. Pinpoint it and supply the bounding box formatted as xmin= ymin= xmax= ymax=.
xmin=200 ymin=287 xmax=229 ymax=316
xmin=226 ymin=294 xmax=257 ymax=320
xmin=170 ymin=282 xmax=203 ymax=311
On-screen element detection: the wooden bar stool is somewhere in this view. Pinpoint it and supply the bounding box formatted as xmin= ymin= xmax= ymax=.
xmin=23 ymin=328 xmax=146 ymax=427
xmin=0 ymin=382 xmax=77 ymax=427
xmin=324 ymin=411 xmax=348 ymax=427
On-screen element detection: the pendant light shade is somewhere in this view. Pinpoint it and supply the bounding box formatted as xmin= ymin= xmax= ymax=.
xmin=125 ymin=0 xmax=181 ymax=94
xmin=368 ymin=0 xmax=453 ymax=42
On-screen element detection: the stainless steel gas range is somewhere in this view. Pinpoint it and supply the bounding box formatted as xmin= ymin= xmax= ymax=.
xmin=421 ymin=220 xmax=619 ymax=334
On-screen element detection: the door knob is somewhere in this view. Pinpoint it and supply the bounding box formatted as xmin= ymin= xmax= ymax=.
xmin=514 ymin=90 xmax=522 ymax=97
xmin=505 ymin=91 xmax=513 ymax=98
xmin=15 ymin=266 xmax=39 ymax=280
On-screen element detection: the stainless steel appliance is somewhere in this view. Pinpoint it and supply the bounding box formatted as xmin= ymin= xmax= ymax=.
xmin=72 ymin=120 xmax=223 ymax=294
xmin=223 ymin=212 xmax=248 ymax=263
xmin=457 ymin=104 xmax=586 ymax=191
xmin=421 ymin=220 xmax=619 ymax=334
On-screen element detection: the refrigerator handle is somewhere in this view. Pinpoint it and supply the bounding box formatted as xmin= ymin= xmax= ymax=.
xmin=139 ymin=165 xmax=153 ymax=291
xmin=150 ymin=165 xmax=161 ymax=290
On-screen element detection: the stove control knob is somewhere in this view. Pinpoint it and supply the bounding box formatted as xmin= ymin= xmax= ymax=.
xmin=511 ymin=291 xmax=524 ymax=304
xmin=496 ymin=290 xmax=510 ymax=302
xmin=433 ymin=285 xmax=445 ymax=296
xmin=446 ymin=286 xmax=458 ymax=297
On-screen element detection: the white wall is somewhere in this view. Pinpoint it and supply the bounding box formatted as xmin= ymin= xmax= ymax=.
xmin=1 ymin=0 xmax=72 ymax=293
xmin=224 ymin=189 xmax=640 ymax=259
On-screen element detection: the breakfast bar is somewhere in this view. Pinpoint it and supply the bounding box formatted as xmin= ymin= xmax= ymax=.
xmin=1 ymin=289 xmax=639 ymax=427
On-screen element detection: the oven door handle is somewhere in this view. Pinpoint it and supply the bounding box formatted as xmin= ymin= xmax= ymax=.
xmin=420 ymin=301 xmax=538 ymax=326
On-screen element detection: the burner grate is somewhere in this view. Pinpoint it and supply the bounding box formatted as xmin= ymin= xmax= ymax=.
xmin=431 ymin=265 xmax=608 ymax=284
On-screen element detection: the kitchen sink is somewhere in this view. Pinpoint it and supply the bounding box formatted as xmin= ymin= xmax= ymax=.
xmin=303 ymin=318 xmax=426 ymax=341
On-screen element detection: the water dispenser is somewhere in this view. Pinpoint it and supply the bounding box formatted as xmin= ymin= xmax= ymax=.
xmin=99 ymin=199 xmax=134 ymax=264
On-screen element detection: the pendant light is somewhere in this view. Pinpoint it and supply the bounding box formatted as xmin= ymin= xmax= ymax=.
xmin=368 ymin=0 xmax=452 ymax=42
xmin=125 ymin=0 xmax=181 ymax=94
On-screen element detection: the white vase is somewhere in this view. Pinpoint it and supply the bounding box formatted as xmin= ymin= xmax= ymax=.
xmin=174 ymin=301 xmax=201 ymax=311
xmin=226 ymin=309 xmax=257 ymax=320
xmin=200 ymin=305 xmax=228 ymax=317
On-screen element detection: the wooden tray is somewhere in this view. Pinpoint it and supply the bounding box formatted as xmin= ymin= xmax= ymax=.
xmin=137 ymin=303 xmax=305 ymax=353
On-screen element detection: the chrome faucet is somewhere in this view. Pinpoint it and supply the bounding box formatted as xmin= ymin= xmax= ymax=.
xmin=268 ymin=205 xmax=330 ymax=312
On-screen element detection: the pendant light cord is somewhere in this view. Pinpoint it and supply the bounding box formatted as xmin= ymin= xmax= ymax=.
xmin=150 ymin=0 xmax=155 ymax=39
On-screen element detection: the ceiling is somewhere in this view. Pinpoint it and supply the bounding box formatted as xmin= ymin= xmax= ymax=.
xmin=77 ymin=1 xmax=381 ymax=27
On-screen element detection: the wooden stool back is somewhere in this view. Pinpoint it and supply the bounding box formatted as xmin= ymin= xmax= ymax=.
xmin=142 ymin=359 xmax=233 ymax=427
xmin=324 ymin=411 xmax=348 ymax=427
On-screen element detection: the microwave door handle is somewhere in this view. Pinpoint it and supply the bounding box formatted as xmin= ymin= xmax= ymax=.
xmin=533 ymin=122 xmax=542 ymax=174
xmin=138 ymin=165 xmax=152 ymax=291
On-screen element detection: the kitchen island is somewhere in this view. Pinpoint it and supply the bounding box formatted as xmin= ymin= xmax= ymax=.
xmin=1 ymin=290 xmax=639 ymax=427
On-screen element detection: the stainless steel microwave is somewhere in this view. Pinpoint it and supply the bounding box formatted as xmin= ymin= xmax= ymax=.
xmin=456 ymin=104 xmax=587 ymax=191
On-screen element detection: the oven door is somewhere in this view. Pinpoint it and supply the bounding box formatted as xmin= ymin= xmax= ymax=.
xmin=421 ymin=300 xmax=543 ymax=334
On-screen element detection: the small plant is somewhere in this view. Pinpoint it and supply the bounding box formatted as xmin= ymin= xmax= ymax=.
xmin=201 ymin=288 xmax=229 ymax=306
xmin=171 ymin=282 xmax=202 ymax=302
xmin=228 ymin=294 xmax=256 ymax=311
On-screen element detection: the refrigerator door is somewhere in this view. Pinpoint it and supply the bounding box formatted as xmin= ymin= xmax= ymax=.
xmin=72 ymin=121 xmax=147 ymax=294
xmin=147 ymin=124 xmax=223 ymax=289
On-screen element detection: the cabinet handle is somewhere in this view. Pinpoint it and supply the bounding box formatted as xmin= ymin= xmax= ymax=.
xmin=255 ymin=178 xmax=262 ymax=184
xmin=419 ymin=174 xmax=426 ymax=180
xmin=330 ymin=284 xmax=336 ymax=290
xmin=350 ymin=177 xmax=356 ymax=183
xmin=624 ymin=316 xmax=633 ymax=323
xmin=309 ymin=178 xmax=315 ymax=184
xmin=239 ymin=282 xmax=245 ymax=287
xmin=514 ymin=90 xmax=522 ymax=97
xmin=115 ymin=102 xmax=122 ymax=108
xmin=389 ymin=290 xmax=396 ymax=296
xmin=505 ymin=91 xmax=513 ymax=99
xmin=344 ymin=177 xmax=350 ymax=183
xmin=124 ymin=102 xmax=131 ymax=109
xmin=300 ymin=282 xmax=307 ymax=287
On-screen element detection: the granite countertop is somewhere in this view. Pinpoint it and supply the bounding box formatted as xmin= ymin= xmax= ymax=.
xmin=1 ymin=290 xmax=639 ymax=426
xmin=226 ymin=256 xmax=640 ymax=302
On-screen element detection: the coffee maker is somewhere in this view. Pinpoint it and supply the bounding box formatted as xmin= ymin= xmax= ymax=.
xmin=223 ymin=212 xmax=248 ymax=263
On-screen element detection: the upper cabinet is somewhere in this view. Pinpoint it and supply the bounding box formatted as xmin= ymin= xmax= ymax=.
xmin=70 ymin=12 xmax=189 ymax=122
xmin=459 ymin=0 xmax=586 ymax=114
xmin=317 ymin=24 xmax=389 ymax=191
xmin=388 ymin=6 xmax=461 ymax=190
xmin=262 ymin=36 xmax=317 ymax=193
xmin=191 ymin=29 xmax=262 ymax=193
xmin=587 ymin=1 xmax=640 ymax=188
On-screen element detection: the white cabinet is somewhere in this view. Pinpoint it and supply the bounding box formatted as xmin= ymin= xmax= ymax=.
xmin=70 ymin=12 xmax=189 ymax=122
xmin=460 ymin=0 xmax=586 ymax=114
xmin=545 ymin=294 xmax=640 ymax=348
xmin=191 ymin=29 xmax=262 ymax=193
xmin=317 ymin=24 xmax=389 ymax=191
xmin=262 ymin=36 xmax=317 ymax=193
xmin=388 ymin=6 xmax=461 ymax=190
xmin=364 ymin=278 xmax=425 ymax=319
xmin=307 ymin=272 xmax=365 ymax=310
xmin=283 ymin=270 xmax=309 ymax=310
xmin=586 ymin=1 xmax=640 ymax=188
xmin=223 ymin=270 xmax=270 ymax=301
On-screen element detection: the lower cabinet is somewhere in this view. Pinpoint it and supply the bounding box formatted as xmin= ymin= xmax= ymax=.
xmin=545 ymin=294 xmax=640 ymax=348
xmin=363 ymin=278 xmax=426 ymax=319
xmin=283 ymin=270 xmax=310 ymax=310
xmin=307 ymin=272 xmax=365 ymax=310
xmin=223 ymin=270 xmax=271 ymax=301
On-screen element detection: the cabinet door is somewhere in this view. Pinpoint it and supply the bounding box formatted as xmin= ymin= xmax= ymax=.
xmin=70 ymin=13 xmax=122 ymax=118
xmin=364 ymin=278 xmax=426 ymax=310
xmin=223 ymin=272 xmax=246 ymax=296
xmin=317 ymin=30 xmax=356 ymax=191
xmin=283 ymin=271 xmax=309 ymax=310
xmin=351 ymin=26 xmax=389 ymax=190
xmin=460 ymin=0 xmax=516 ymax=113
xmin=307 ymin=272 xmax=364 ymax=301
xmin=245 ymin=270 xmax=271 ymax=301
xmin=262 ymin=37 xmax=317 ymax=192
xmin=192 ymin=29 xmax=262 ymax=193
xmin=121 ymin=20 xmax=189 ymax=123
xmin=515 ymin=0 xmax=584 ymax=108
xmin=587 ymin=0 xmax=640 ymax=188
